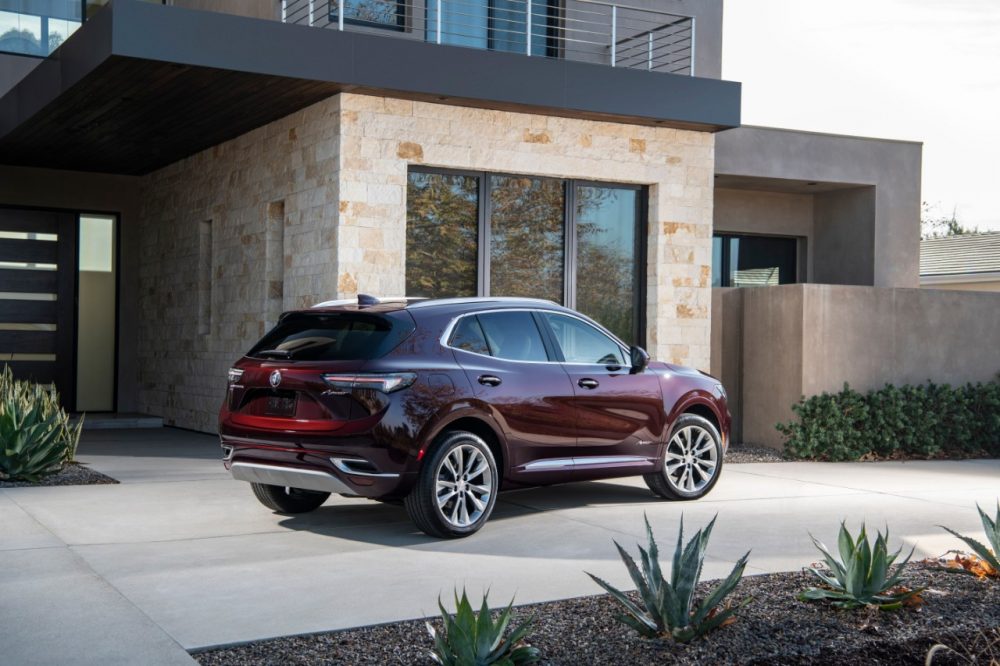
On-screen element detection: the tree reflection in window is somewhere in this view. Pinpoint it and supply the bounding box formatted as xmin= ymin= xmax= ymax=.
xmin=489 ymin=175 xmax=564 ymax=304
xmin=405 ymin=172 xmax=479 ymax=298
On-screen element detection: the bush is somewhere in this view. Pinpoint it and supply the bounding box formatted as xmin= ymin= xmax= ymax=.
xmin=0 ymin=366 xmax=81 ymax=482
xmin=777 ymin=378 xmax=1000 ymax=461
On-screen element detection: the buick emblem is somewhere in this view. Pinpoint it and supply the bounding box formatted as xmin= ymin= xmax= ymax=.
xmin=269 ymin=370 xmax=282 ymax=388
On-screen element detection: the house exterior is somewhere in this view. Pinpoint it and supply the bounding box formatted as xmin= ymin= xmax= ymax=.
xmin=920 ymin=232 xmax=1000 ymax=292
xmin=1 ymin=0 xmax=992 ymax=445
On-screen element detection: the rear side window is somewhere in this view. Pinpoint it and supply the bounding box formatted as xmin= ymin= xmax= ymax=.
xmin=449 ymin=316 xmax=490 ymax=355
xmin=248 ymin=312 xmax=414 ymax=361
xmin=475 ymin=311 xmax=548 ymax=362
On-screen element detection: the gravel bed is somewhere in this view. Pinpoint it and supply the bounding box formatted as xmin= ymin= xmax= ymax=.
xmin=725 ymin=444 xmax=787 ymax=463
xmin=194 ymin=564 xmax=1000 ymax=665
xmin=0 ymin=462 xmax=118 ymax=487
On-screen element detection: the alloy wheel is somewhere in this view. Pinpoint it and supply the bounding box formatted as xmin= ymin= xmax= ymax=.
xmin=664 ymin=425 xmax=719 ymax=493
xmin=435 ymin=443 xmax=494 ymax=528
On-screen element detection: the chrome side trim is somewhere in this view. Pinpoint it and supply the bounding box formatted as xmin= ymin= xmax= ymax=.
xmin=330 ymin=457 xmax=400 ymax=478
xmin=229 ymin=462 xmax=354 ymax=494
xmin=522 ymin=455 xmax=653 ymax=471
xmin=523 ymin=457 xmax=575 ymax=471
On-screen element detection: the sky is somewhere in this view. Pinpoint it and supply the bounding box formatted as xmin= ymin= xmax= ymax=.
xmin=722 ymin=0 xmax=1000 ymax=231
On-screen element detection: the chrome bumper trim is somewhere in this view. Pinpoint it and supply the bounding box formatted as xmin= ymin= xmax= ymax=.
xmin=330 ymin=457 xmax=400 ymax=478
xmin=229 ymin=462 xmax=354 ymax=495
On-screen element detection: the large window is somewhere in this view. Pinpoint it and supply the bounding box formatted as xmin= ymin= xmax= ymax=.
xmin=330 ymin=0 xmax=404 ymax=29
xmin=405 ymin=168 xmax=645 ymax=344
xmin=0 ymin=2 xmax=82 ymax=57
xmin=426 ymin=0 xmax=558 ymax=55
xmin=712 ymin=234 xmax=798 ymax=288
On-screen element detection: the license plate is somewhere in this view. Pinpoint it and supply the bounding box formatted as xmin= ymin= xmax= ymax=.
xmin=264 ymin=395 xmax=296 ymax=417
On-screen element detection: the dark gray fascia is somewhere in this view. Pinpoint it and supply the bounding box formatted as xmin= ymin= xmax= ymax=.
xmin=0 ymin=0 xmax=741 ymax=174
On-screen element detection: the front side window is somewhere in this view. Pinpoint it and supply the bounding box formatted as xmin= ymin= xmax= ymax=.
xmin=712 ymin=234 xmax=798 ymax=288
xmin=475 ymin=311 xmax=548 ymax=362
xmin=543 ymin=313 xmax=625 ymax=366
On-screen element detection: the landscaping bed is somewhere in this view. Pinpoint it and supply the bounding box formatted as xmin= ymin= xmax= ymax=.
xmin=725 ymin=444 xmax=786 ymax=463
xmin=0 ymin=462 xmax=117 ymax=488
xmin=194 ymin=563 xmax=999 ymax=666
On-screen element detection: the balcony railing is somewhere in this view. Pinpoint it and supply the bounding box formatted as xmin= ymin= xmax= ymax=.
xmin=281 ymin=0 xmax=695 ymax=75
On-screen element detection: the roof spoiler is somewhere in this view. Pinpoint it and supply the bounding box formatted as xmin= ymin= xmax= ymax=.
xmin=311 ymin=294 xmax=423 ymax=309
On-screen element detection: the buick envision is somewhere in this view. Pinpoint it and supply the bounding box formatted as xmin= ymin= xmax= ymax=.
xmin=220 ymin=295 xmax=730 ymax=538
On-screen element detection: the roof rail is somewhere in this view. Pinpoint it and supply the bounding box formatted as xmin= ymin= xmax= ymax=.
xmin=407 ymin=296 xmax=559 ymax=309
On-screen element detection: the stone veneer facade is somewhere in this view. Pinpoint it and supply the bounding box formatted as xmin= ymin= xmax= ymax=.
xmin=136 ymin=93 xmax=715 ymax=432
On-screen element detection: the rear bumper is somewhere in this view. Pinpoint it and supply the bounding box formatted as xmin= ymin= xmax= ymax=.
xmin=220 ymin=433 xmax=417 ymax=499
xmin=230 ymin=461 xmax=356 ymax=494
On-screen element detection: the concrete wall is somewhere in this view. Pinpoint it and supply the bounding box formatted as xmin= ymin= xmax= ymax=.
xmin=713 ymin=188 xmax=814 ymax=281
xmin=725 ymin=284 xmax=1000 ymax=448
xmin=137 ymin=92 xmax=716 ymax=432
xmin=715 ymin=127 xmax=923 ymax=289
xmin=0 ymin=165 xmax=141 ymax=413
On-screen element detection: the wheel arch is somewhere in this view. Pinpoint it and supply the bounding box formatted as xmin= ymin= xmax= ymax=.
xmin=419 ymin=408 xmax=508 ymax=480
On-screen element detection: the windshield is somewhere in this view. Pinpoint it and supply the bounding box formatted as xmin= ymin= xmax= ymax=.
xmin=247 ymin=312 xmax=414 ymax=361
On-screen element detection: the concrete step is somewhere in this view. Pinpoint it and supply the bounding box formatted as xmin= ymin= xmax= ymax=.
xmin=72 ymin=413 xmax=164 ymax=430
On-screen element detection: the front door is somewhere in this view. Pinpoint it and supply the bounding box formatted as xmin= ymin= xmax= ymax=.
xmin=0 ymin=209 xmax=77 ymax=409
xmin=538 ymin=311 xmax=666 ymax=465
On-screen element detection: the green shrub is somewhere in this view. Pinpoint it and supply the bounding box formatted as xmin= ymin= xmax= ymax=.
xmin=799 ymin=522 xmax=923 ymax=610
xmin=427 ymin=589 xmax=540 ymax=666
xmin=586 ymin=514 xmax=750 ymax=642
xmin=0 ymin=366 xmax=81 ymax=482
xmin=778 ymin=377 xmax=1000 ymax=461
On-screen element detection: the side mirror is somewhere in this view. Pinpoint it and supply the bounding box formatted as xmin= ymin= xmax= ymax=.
xmin=629 ymin=345 xmax=650 ymax=374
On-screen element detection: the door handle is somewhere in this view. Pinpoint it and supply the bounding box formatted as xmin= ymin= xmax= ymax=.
xmin=578 ymin=378 xmax=599 ymax=390
xmin=478 ymin=375 xmax=502 ymax=387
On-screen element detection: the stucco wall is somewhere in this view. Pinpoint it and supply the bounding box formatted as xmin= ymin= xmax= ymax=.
xmin=715 ymin=127 xmax=922 ymax=288
xmin=137 ymin=92 xmax=715 ymax=432
xmin=728 ymin=284 xmax=1000 ymax=448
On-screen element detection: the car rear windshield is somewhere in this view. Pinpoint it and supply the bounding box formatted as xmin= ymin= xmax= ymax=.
xmin=247 ymin=312 xmax=415 ymax=361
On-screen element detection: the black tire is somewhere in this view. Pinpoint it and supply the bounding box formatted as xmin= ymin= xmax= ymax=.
xmin=251 ymin=483 xmax=330 ymax=514
xmin=644 ymin=413 xmax=724 ymax=501
xmin=405 ymin=431 xmax=499 ymax=538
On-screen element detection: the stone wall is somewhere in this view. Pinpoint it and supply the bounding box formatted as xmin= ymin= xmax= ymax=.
xmin=137 ymin=92 xmax=715 ymax=432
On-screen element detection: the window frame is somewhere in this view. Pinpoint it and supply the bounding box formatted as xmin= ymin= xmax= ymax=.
xmin=408 ymin=166 xmax=647 ymax=347
xmin=713 ymin=232 xmax=800 ymax=288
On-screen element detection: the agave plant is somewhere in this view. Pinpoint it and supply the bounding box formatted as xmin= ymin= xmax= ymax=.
xmin=799 ymin=522 xmax=923 ymax=609
xmin=0 ymin=365 xmax=81 ymax=482
xmin=940 ymin=503 xmax=1000 ymax=576
xmin=427 ymin=589 xmax=540 ymax=666
xmin=586 ymin=514 xmax=750 ymax=642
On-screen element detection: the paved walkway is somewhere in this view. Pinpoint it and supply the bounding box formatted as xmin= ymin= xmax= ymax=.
xmin=2 ymin=428 xmax=998 ymax=663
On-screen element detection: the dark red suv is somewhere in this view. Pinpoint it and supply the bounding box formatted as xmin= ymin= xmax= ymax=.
xmin=220 ymin=295 xmax=730 ymax=538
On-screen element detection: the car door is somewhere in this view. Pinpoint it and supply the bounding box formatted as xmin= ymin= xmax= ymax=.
xmin=538 ymin=311 xmax=666 ymax=466
xmin=448 ymin=310 xmax=578 ymax=474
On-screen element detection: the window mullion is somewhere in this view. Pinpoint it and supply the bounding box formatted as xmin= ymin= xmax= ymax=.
xmin=564 ymin=180 xmax=576 ymax=308
xmin=478 ymin=173 xmax=491 ymax=297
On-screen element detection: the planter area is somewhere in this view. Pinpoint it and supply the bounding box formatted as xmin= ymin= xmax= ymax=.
xmin=195 ymin=564 xmax=999 ymax=666
xmin=0 ymin=462 xmax=117 ymax=487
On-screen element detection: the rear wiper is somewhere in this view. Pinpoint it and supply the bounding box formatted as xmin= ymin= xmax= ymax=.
xmin=255 ymin=349 xmax=293 ymax=359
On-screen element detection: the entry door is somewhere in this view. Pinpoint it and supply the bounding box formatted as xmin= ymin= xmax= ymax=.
xmin=0 ymin=209 xmax=77 ymax=409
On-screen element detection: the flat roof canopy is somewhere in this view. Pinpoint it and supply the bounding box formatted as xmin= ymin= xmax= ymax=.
xmin=0 ymin=0 xmax=741 ymax=175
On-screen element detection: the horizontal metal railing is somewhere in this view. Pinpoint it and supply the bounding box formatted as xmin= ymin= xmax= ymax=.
xmin=280 ymin=0 xmax=695 ymax=75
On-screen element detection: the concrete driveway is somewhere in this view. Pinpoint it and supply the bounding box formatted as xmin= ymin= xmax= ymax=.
xmin=2 ymin=428 xmax=998 ymax=664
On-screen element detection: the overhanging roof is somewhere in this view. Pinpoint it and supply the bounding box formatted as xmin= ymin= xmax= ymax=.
xmin=0 ymin=0 xmax=741 ymax=176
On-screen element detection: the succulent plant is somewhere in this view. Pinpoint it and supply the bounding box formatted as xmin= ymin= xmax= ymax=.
xmin=427 ymin=589 xmax=540 ymax=666
xmin=940 ymin=503 xmax=1000 ymax=576
xmin=799 ymin=522 xmax=923 ymax=610
xmin=587 ymin=514 xmax=750 ymax=642
xmin=0 ymin=366 xmax=81 ymax=482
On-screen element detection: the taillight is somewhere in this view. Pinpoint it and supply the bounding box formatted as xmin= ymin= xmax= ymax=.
xmin=322 ymin=372 xmax=417 ymax=394
xmin=228 ymin=368 xmax=244 ymax=384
